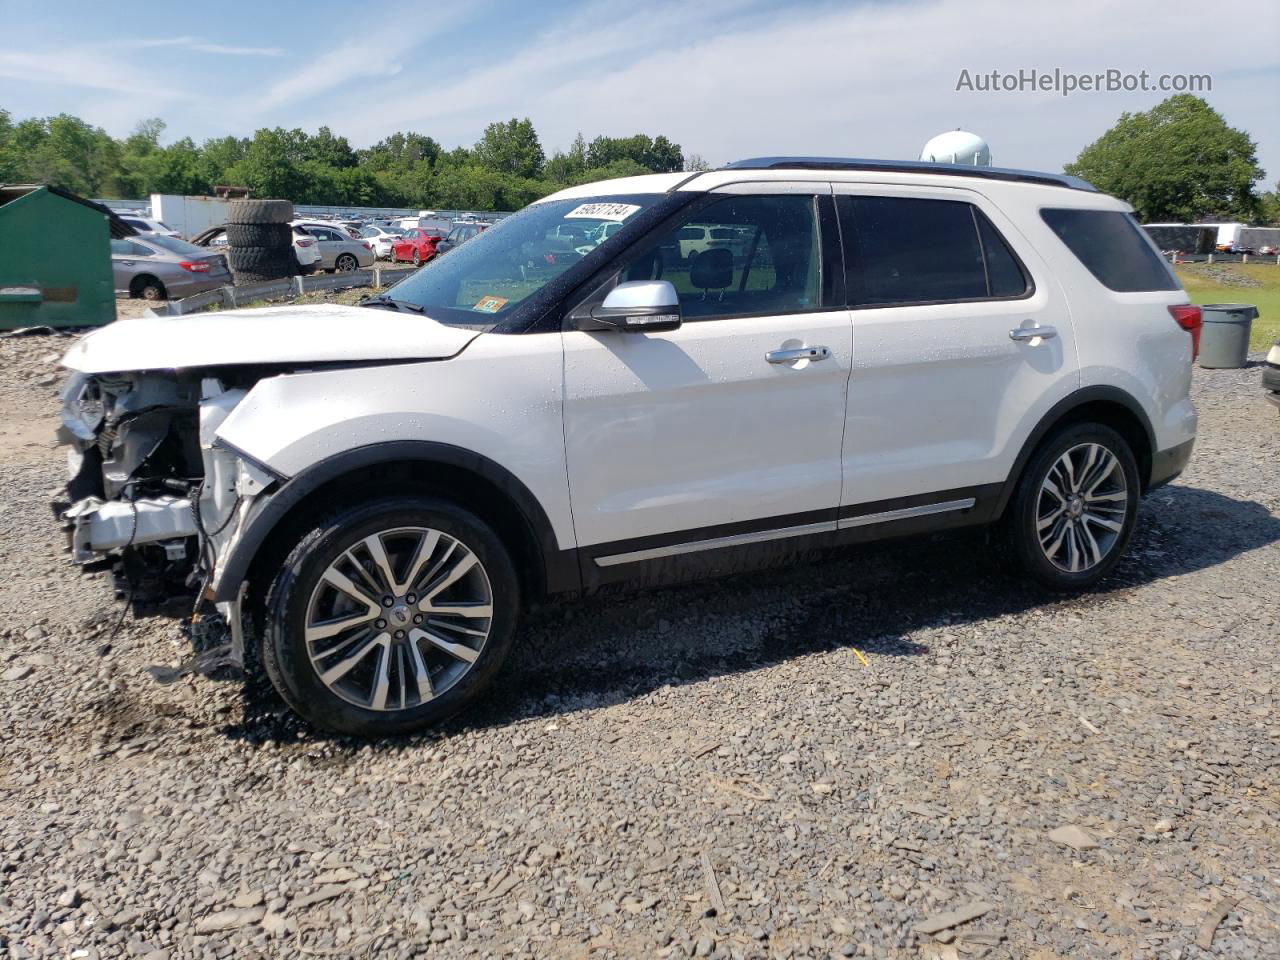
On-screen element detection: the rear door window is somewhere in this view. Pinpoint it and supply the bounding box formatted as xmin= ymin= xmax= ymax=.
xmin=1040 ymin=208 xmax=1178 ymax=292
xmin=839 ymin=195 xmax=1029 ymax=305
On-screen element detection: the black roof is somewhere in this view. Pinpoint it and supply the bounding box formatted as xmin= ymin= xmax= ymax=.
xmin=720 ymin=157 xmax=1097 ymax=192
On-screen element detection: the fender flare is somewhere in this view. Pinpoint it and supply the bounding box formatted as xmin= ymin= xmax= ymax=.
xmin=993 ymin=385 xmax=1157 ymax=517
xmin=211 ymin=440 xmax=577 ymax=602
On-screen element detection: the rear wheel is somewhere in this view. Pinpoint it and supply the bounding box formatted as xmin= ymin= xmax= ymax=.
xmin=131 ymin=275 xmax=166 ymax=301
xmin=335 ymin=253 xmax=358 ymax=272
xmin=1005 ymin=423 xmax=1139 ymax=590
xmin=412 ymin=248 xmax=422 ymax=266
xmin=261 ymin=497 xmax=519 ymax=736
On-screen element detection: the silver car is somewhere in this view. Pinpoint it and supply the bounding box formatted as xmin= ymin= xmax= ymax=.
xmin=292 ymin=221 xmax=376 ymax=272
xmin=110 ymin=234 xmax=232 ymax=301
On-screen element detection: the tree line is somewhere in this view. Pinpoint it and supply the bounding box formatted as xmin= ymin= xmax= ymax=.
xmin=0 ymin=111 xmax=703 ymax=210
xmin=1 ymin=96 xmax=1274 ymax=221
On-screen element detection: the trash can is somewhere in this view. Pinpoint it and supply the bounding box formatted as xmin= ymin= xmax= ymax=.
xmin=1198 ymin=303 xmax=1258 ymax=369
xmin=0 ymin=184 xmax=120 ymax=330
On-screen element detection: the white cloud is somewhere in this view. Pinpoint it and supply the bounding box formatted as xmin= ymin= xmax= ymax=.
xmin=252 ymin=8 xmax=474 ymax=113
xmin=189 ymin=43 xmax=284 ymax=56
xmin=317 ymin=0 xmax=1280 ymax=178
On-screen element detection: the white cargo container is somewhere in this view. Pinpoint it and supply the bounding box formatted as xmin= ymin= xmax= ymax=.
xmin=149 ymin=195 xmax=233 ymax=240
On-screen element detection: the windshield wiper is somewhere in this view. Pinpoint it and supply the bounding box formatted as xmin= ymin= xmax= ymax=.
xmin=361 ymin=296 xmax=424 ymax=314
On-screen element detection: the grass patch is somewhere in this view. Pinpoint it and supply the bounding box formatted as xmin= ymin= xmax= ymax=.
xmin=1174 ymin=263 xmax=1280 ymax=351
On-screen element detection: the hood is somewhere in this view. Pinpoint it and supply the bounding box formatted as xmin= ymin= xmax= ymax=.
xmin=62 ymin=303 xmax=481 ymax=374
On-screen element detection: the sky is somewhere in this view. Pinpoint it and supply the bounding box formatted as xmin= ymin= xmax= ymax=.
xmin=2 ymin=0 xmax=1278 ymax=180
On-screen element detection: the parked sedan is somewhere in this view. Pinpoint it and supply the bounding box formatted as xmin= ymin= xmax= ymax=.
xmin=358 ymin=225 xmax=402 ymax=260
xmin=113 ymin=214 xmax=181 ymax=238
xmin=390 ymin=228 xmax=442 ymax=266
xmin=432 ymin=222 xmax=488 ymax=257
xmin=293 ymin=221 xmax=376 ymax=272
xmin=109 ymin=234 xmax=231 ymax=301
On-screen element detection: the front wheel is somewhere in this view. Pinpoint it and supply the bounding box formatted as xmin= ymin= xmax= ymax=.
xmin=261 ymin=497 xmax=520 ymax=736
xmin=1005 ymin=423 xmax=1139 ymax=590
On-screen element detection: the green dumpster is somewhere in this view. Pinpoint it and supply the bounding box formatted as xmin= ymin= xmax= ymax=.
xmin=0 ymin=184 xmax=120 ymax=330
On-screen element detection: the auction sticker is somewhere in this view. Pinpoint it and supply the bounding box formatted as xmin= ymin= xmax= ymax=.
xmin=564 ymin=202 xmax=641 ymax=221
xmin=473 ymin=295 xmax=509 ymax=314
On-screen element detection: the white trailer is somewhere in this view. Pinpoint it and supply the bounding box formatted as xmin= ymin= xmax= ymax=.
xmin=148 ymin=195 xmax=233 ymax=240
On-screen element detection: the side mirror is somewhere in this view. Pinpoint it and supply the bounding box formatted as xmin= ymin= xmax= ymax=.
xmin=588 ymin=280 xmax=681 ymax=333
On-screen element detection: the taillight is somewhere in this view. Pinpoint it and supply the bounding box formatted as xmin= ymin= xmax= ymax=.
xmin=362 ymin=242 xmax=372 ymax=250
xmin=1168 ymin=304 xmax=1202 ymax=360
xmin=296 ymin=238 xmax=315 ymax=247
xmin=179 ymin=260 xmax=210 ymax=273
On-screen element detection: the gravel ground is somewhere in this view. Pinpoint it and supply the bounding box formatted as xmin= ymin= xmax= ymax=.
xmin=1 ymin=333 xmax=1277 ymax=960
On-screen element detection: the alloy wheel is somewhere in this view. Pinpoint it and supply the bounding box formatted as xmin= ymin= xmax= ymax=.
xmin=304 ymin=526 xmax=493 ymax=711
xmin=1036 ymin=442 xmax=1128 ymax=573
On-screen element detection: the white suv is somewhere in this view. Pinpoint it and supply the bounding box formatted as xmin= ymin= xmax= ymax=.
xmin=56 ymin=159 xmax=1199 ymax=735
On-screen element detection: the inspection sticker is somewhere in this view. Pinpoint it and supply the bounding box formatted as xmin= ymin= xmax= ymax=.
xmin=564 ymin=202 xmax=641 ymax=221
xmin=473 ymin=295 xmax=509 ymax=314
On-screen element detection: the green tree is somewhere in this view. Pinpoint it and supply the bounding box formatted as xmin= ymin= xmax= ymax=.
xmin=473 ymin=118 xmax=544 ymax=179
xmin=586 ymin=134 xmax=683 ymax=173
xmin=1065 ymin=95 xmax=1263 ymax=222
xmin=226 ymin=128 xmax=308 ymax=199
xmin=305 ymin=126 xmax=357 ymax=169
xmin=1258 ymin=181 xmax=1280 ymax=226
xmin=198 ymin=135 xmax=249 ymax=188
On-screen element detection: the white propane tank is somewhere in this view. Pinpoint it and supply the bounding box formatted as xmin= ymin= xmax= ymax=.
xmin=920 ymin=130 xmax=991 ymax=166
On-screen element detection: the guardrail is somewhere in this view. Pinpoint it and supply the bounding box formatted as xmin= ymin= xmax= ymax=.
xmin=160 ymin=266 xmax=408 ymax=317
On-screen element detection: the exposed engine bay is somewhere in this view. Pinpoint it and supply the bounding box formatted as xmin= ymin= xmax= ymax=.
xmin=55 ymin=369 xmax=277 ymax=673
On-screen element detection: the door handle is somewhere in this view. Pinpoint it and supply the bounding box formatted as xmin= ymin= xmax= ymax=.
xmin=767 ymin=345 xmax=831 ymax=364
xmin=1009 ymin=324 xmax=1057 ymax=342
xmin=119 ymin=260 xmax=134 ymax=266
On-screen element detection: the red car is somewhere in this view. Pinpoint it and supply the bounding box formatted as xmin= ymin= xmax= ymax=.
xmin=390 ymin=228 xmax=444 ymax=266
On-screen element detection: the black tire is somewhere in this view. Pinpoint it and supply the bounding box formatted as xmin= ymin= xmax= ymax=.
xmin=224 ymin=199 xmax=294 ymax=225
xmin=411 ymin=248 xmax=422 ymax=266
xmin=1004 ymin=422 xmax=1140 ymax=590
xmin=335 ymin=253 xmax=358 ymax=272
xmin=261 ymin=497 xmax=520 ymax=736
xmin=233 ymin=269 xmax=298 ymax=283
xmin=131 ymin=275 xmax=166 ymax=301
xmin=226 ymin=222 xmax=292 ymax=248
xmin=229 ymin=245 xmax=296 ymax=276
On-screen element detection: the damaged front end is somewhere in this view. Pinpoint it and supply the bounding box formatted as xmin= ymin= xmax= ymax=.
xmin=54 ymin=370 xmax=278 ymax=675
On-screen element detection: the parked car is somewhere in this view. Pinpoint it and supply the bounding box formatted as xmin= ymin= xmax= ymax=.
xmin=293 ymin=221 xmax=376 ymax=272
xmin=109 ymin=234 xmax=231 ymax=301
xmin=1264 ymin=340 xmax=1280 ymax=413
xmin=57 ymin=157 xmax=1200 ymax=736
xmin=114 ymin=215 xmax=181 ymax=239
xmin=389 ymin=228 xmax=442 ymax=266
xmin=1258 ymin=245 xmax=1278 ymax=256
xmin=676 ymin=223 xmax=752 ymax=261
xmin=359 ymin=225 xmax=404 ymax=260
xmin=433 ymin=221 xmax=487 ymax=256
xmin=191 ymin=224 xmax=322 ymax=275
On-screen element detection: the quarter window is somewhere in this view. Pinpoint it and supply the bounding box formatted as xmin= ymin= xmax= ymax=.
xmin=1040 ymin=208 xmax=1178 ymax=292
xmin=619 ymin=195 xmax=824 ymax=320
xmin=840 ymin=195 xmax=1029 ymax=305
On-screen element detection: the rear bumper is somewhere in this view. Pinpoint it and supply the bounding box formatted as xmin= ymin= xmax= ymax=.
xmin=1148 ymin=437 xmax=1195 ymax=491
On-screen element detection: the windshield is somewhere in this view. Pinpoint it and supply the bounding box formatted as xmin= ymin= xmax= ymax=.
xmin=143 ymin=234 xmax=210 ymax=257
xmin=377 ymin=194 xmax=664 ymax=328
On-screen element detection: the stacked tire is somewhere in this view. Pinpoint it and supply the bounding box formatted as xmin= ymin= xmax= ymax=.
xmin=225 ymin=199 xmax=296 ymax=283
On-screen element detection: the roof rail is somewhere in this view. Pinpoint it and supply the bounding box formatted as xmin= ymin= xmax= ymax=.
xmin=720 ymin=157 xmax=1097 ymax=192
